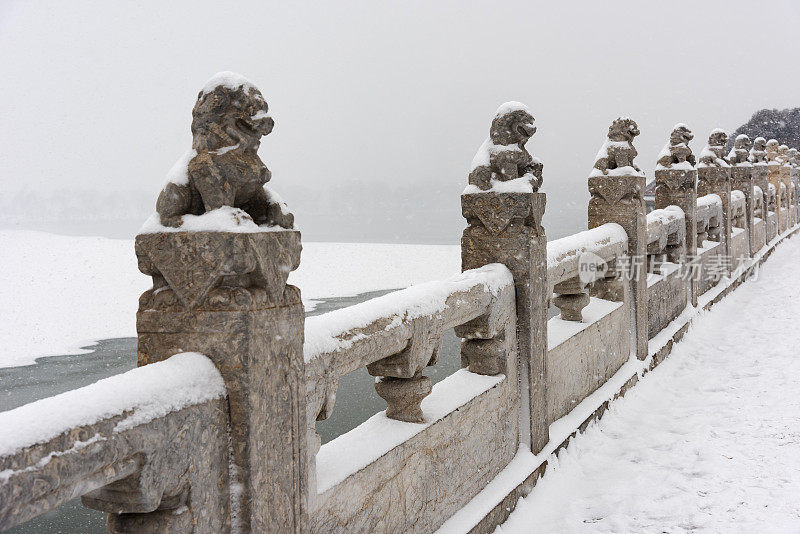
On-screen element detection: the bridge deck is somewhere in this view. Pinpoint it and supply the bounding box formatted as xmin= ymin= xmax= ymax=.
xmin=499 ymin=236 xmax=800 ymax=532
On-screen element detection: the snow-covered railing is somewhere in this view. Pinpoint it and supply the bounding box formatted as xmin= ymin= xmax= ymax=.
xmin=304 ymin=264 xmax=514 ymax=423
xmin=304 ymin=264 xmax=519 ymax=531
xmin=0 ymin=353 xmax=229 ymax=532
xmin=543 ymin=223 xmax=631 ymax=423
xmin=646 ymin=206 xmax=685 ymax=271
xmin=6 ymin=93 xmax=800 ymax=534
xmin=546 ymin=223 xmax=627 ymax=321
xmin=645 ymin=207 xmax=687 ymax=339
xmin=754 ymin=185 xmax=764 ymax=219
xmin=696 ymin=193 xmax=722 ymax=244
xmin=731 ymin=190 xmax=746 ymax=228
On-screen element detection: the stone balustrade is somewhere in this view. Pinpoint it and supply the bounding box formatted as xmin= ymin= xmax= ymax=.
xmin=3 ymin=84 xmax=800 ymax=534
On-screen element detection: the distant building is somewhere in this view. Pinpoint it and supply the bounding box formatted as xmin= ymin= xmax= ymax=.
xmin=644 ymin=180 xmax=656 ymax=212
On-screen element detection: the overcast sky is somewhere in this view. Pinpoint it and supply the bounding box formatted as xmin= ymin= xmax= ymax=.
xmin=2 ymin=0 xmax=799 ymax=242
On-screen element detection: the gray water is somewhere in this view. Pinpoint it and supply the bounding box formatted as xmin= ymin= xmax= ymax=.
xmin=2 ymin=289 xmax=463 ymax=533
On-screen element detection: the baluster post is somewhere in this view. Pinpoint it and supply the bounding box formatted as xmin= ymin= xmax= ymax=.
xmin=587 ymin=118 xmax=648 ymax=360
xmin=461 ymin=102 xmax=549 ymax=453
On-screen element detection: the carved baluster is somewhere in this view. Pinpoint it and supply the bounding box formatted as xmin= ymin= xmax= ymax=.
xmin=366 ymin=320 xmax=440 ymax=423
xmin=552 ymin=276 xmax=590 ymax=321
xmin=591 ymin=258 xmax=625 ymax=303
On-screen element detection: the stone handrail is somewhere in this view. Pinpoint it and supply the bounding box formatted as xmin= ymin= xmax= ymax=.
xmin=0 ymin=353 xmax=228 ymax=532
xmin=304 ymin=264 xmax=515 ymax=423
xmin=646 ymin=206 xmax=685 ymax=269
xmin=546 ymin=224 xmax=628 ymax=321
xmin=731 ymin=190 xmax=746 ymax=228
xmin=696 ymin=193 xmax=723 ymax=244
xmin=754 ymin=185 xmax=764 ymax=218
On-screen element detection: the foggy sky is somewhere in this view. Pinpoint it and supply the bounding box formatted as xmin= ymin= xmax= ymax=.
xmin=2 ymin=0 xmax=799 ymax=243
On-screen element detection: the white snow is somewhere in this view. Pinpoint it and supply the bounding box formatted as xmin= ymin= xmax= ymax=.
xmin=0 ymin=352 xmax=224 ymax=458
xmin=546 ymin=223 xmax=627 ymax=267
xmin=164 ymin=149 xmax=196 ymax=186
xmin=199 ymin=71 xmax=258 ymax=96
xmin=0 ymin=231 xmax=460 ymax=368
xmin=304 ymin=264 xmax=512 ymax=362
xmin=139 ymin=206 xmax=292 ymax=234
xmin=498 ymin=236 xmax=800 ymax=533
xmin=697 ymin=193 xmax=722 ymax=209
xmin=494 ymin=101 xmax=530 ymax=118
xmin=548 ymin=297 xmax=623 ymax=350
xmin=315 ymin=368 xmax=504 ymax=493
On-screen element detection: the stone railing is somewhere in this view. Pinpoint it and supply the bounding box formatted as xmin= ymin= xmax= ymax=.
xmin=546 ymin=224 xmax=629 ymax=424
xmin=3 ymin=85 xmax=800 ymax=534
xmin=0 ymin=353 xmax=229 ymax=532
xmin=304 ymin=265 xmax=518 ymax=532
xmin=645 ymin=207 xmax=686 ymax=339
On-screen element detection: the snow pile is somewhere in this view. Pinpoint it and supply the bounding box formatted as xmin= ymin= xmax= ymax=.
xmin=0 ymin=352 xmax=224 ymax=457
xmin=139 ymin=206 xmax=289 ymax=234
xmin=697 ymin=193 xmax=722 ymax=209
xmin=0 ymin=231 xmax=460 ymax=368
xmin=646 ymin=205 xmax=683 ymax=226
xmin=304 ymin=264 xmax=512 ymax=361
xmin=316 ymin=368 xmax=503 ymax=493
xmin=493 ymin=101 xmax=530 ymax=118
xmin=164 ymin=149 xmax=196 ymax=186
xmin=731 ymin=189 xmax=745 ymax=204
xmin=498 ymin=237 xmax=800 ymax=533
xmin=546 ymin=223 xmax=627 ymax=267
xmin=199 ymin=71 xmax=258 ymax=96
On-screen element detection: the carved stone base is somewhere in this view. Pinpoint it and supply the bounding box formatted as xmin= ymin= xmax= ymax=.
xmin=135 ymin=229 xmax=308 ymax=533
xmin=375 ymin=374 xmax=432 ymax=423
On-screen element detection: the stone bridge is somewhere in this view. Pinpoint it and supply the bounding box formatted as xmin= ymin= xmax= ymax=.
xmin=2 ymin=75 xmax=800 ymax=533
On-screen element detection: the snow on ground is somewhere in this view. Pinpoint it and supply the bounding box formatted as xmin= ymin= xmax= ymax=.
xmin=499 ymin=238 xmax=800 ymax=533
xmin=0 ymin=230 xmax=459 ymax=368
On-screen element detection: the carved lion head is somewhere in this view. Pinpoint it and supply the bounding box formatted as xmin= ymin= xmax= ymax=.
xmin=734 ymin=134 xmax=751 ymax=150
xmin=670 ymin=124 xmax=693 ymax=146
xmin=753 ymin=137 xmax=767 ymax=151
xmin=490 ymin=107 xmax=536 ymax=147
xmin=191 ymin=84 xmax=274 ymax=152
xmin=608 ymin=118 xmax=640 ymax=142
xmin=708 ymin=129 xmax=728 ymax=147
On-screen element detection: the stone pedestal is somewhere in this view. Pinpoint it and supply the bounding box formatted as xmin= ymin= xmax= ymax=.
xmin=461 ymin=192 xmax=548 ymax=453
xmin=135 ymin=230 xmax=308 ymax=533
xmin=730 ymin=165 xmax=756 ymax=256
xmin=588 ymin=173 xmax=647 ymax=360
xmin=697 ymin=166 xmax=732 ymax=273
xmin=654 ymin=167 xmax=697 ymax=305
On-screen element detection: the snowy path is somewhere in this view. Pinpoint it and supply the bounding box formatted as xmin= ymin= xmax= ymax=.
xmin=499 ymin=237 xmax=800 ymax=533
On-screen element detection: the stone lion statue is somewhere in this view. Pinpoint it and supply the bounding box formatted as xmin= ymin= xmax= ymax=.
xmin=728 ymin=134 xmax=751 ymax=165
xmin=750 ymin=137 xmax=768 ymax=164
xmin=765 ymin=139 xmax=780 ymax=162
xmin=156 ymin=74 xmax=294 ymax=229
xmin=698 ymin=129 xmax=728 ymax=166
xmin=468 ymin=103 xmax=543 ymax=191
xmin=593 ymin=118 xmax=641 ymax=175
xmin=657 ymin=124 xmax=695 ymax=167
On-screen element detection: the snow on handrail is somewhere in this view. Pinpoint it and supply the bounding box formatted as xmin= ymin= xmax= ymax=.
xmin=0 ymin=353 xmax=224 ymax=457
xmin=646 ymin=206 xmax=685 ymax=250
xmin=546 ymin=223 xmax=628 ymax=287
